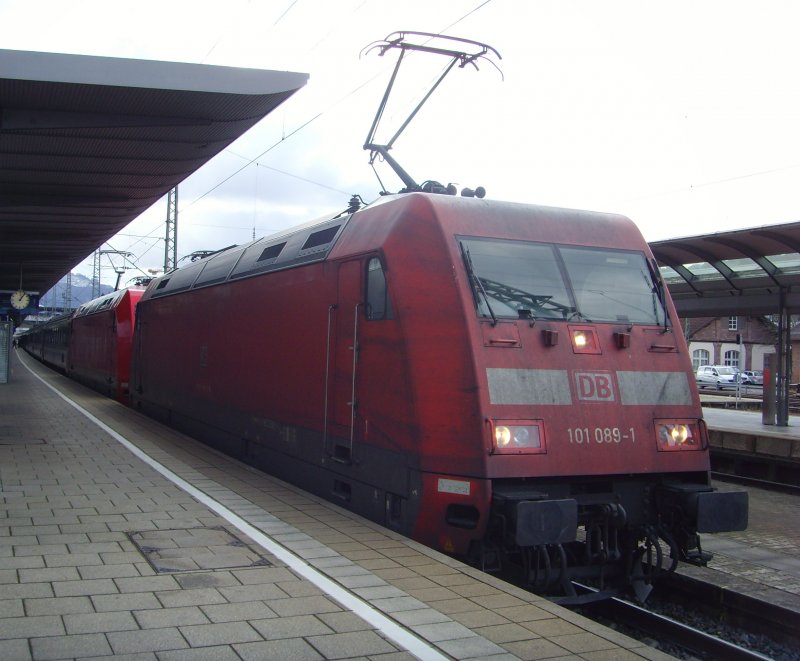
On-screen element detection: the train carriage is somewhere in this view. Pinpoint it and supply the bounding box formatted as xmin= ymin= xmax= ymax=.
xmin=18 ymin=312 xmax=72 ymax=371
xmin=68 ymin=287 xmax=144 ymax=403
xmin=131 ymin=192 xmax=747 ymax=600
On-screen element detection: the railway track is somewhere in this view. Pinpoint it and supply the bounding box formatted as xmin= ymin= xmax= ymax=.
xmin=703 ymin=395 xmax=800 ymax=487
xmin=570 ymin=571 xmax=800 ymax=660
xmin=712 ymin=471 xmax=800 ymax=496
xmin=577 ymin=589 xmax=777 ymax=661
xmin=662 ymin=572 xmax=800 ymax=649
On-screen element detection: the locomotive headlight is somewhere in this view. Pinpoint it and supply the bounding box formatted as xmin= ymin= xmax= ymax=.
xmin=655 ymin=420 xmax=703 ymax=451
xmin=669 ymin=425 xmax=689 ymax=443
xmin=495 ymin=425 xmax=513 ymax=447
xmin=569 ymin=325 xmax=601 ymax=354
xmin=490 ymin=420 xmax=546 ymax=454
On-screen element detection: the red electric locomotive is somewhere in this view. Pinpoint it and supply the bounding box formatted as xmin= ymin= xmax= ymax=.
xmin=68 ymin=287 xmax=144 ymax=403
xmin=21 ymin=287 xmax=143 ymax=404
xmin=131 ymin=192 xmax=747 ymax=600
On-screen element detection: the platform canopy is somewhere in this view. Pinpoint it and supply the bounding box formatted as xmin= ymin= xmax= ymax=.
xmin=650 ymin=220 xmax=800 ymax=317
xmin=650 ymin=219 xmax=800 ymax=426
xmin=0 ymin=49 xmax=308 ymax=299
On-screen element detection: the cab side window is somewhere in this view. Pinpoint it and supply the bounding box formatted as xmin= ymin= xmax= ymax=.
xmin=365 ymin=257 xmax=394 ymax=320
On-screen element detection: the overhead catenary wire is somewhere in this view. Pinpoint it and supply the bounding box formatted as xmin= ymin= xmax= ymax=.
xmin=620 ymin=162 xmax=800 ymax=206
xmin=200 ymin=0 xmax=256 ymax=64
xmin=109 ymin=1 xmax=498 ymax=268
xmin=272 ymin=0 xmax=299 ymax=27
xmin=185 ymin=0 xmax=497 ymax=211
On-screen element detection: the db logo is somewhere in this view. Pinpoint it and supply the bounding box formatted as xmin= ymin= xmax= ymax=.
xmin=575 ymin=371 xmax=616 ymax=402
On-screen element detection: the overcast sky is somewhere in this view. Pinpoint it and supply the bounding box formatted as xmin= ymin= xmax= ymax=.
xmin=3 ymin=0 xmax=799 ymax=283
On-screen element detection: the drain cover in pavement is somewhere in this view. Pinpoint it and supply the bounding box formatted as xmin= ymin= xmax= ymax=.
xmin=129 ymin=526 xmax=272 ymax=573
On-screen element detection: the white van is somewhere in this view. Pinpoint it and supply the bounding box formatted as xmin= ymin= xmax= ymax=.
xmin=696 ymin=365 xmax=738 ymax=389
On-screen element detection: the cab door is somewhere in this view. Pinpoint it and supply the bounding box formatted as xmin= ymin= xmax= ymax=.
xmin=326 ymin=259 xmax=363 ymax=461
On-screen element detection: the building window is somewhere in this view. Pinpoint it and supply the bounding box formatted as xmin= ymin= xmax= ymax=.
xmin=692 ymin=349 xmax=710 ymax=370
xmin=728 ymin=316 xmax=738 ymax=331
xmin=724 ymin=350 xmax=740 ymax=368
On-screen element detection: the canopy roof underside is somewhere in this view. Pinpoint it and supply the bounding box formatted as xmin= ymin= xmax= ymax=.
xmin=650 ymin=221 xmax=800 ymax=317
xmin=0 ymin=49 xmax=308 ymax=297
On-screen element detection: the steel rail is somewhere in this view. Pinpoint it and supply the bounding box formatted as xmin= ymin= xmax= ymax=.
xmin=573 ymin=583 xmax=776 ymax=661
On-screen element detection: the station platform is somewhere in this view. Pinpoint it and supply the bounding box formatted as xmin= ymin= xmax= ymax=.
xmin=703 ymin=400 xmax=800 ymax=486
xmin=1 ymin=350 xmax=672 ymax=661
xmin=689 ymin=404 xmax=800 ymax=614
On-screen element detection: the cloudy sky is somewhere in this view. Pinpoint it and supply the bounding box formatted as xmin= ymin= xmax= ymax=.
xmin=3 ymin=0 xmax=799 ymax=283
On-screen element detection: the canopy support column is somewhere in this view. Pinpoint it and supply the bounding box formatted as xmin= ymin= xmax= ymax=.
xmin=776 ymin=288 xmax=792 ymax=426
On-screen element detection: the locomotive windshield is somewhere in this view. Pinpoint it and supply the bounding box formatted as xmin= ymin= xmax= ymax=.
xmin=460 ymin=237 xmax=668 ymax=326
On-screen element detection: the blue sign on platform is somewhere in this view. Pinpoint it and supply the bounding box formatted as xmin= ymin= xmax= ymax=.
xmin=0 ymin=321 xmax=10 ymax=384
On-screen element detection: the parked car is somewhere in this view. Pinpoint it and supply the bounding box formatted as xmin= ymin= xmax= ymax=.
xmin=696 ymin=365 xmax=739 ymax=389
xmin=741 ymin=370 xmax=764 ymax=385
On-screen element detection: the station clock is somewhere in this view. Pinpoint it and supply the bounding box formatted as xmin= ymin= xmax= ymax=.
xmin=10 ymin=290 xmax=31 ymax=310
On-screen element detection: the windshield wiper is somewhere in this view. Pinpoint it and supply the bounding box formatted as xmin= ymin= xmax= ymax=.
xmin=460 ymin=243 xmax=498 ymax=326
xmin=477 ymin=277 xmax=579 ymax=319
xmin=565 ymin=308 xmax=592 ymax=322
xmin=645 ymin=258 xmax=669 ymax=332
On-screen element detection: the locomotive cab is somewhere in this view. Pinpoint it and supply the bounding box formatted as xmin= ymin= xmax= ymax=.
xmin=387 ymin=195 xmax=749 ymax=601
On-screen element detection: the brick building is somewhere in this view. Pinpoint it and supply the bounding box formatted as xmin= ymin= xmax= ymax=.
xmin=685 ymin=315 xmax=777 ymax=373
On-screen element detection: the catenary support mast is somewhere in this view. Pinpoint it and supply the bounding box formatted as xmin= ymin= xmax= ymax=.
xmin=164 ymin=187 xmax=178 ymax=273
